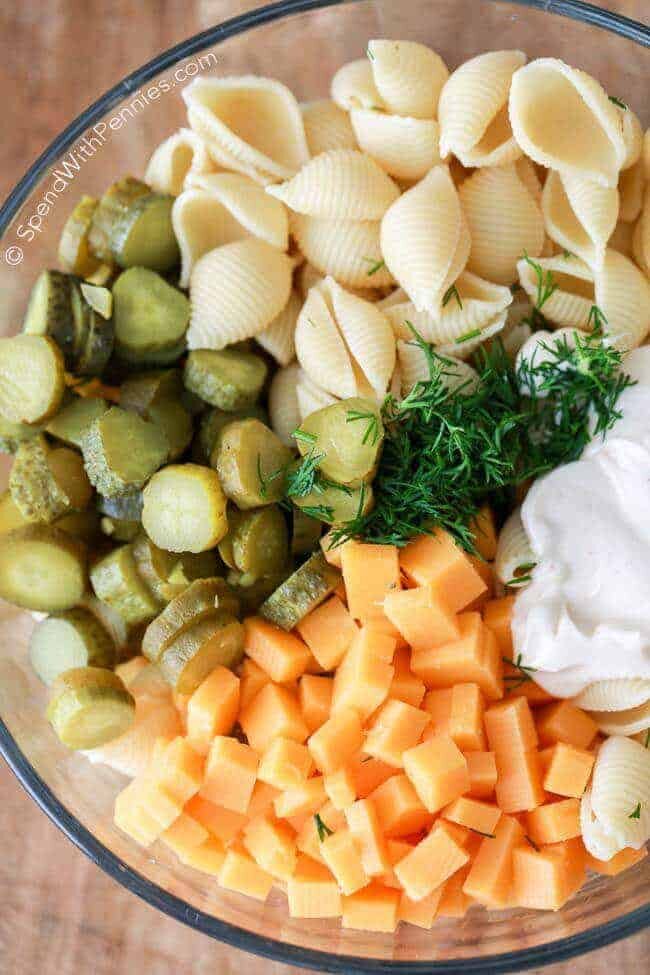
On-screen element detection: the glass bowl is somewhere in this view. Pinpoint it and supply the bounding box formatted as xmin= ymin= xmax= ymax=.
xmin=0 ymin=1 xmax=648 ymax=970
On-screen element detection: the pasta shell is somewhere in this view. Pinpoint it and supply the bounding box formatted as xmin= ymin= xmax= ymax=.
xmin=438 ymin=311 xmax=507 ymax=360
xmin=438 ymin=50 xmax=526 ymax=166
xmin=596 ymin=247 xmax=650 ymax=349
xmin=619 ymin=105 xmax=644 ymax=170
xmin=267 ymin=149 xmax=400 ymax=220
xmin=350 ymin=110 xmax=441 ymax=181
xmin=327 ymin=278 xmax=396 ymax=397
xmin=590 ymin=736 xmax=650 ymax=849
xmin=644 ymin=129 xmax=650 ymax=180
xmin=367 ymin=39 xmax=449 ymax=120
xmin=256 ymin=288 xmax=302 ymax=366
xmin=541 ymin=170 xmax=619 ymax=272
xmin=376 ymin=287 xmax=408 ymax=309
xmin=291 ymin=213 xmax=394 ymax=289
xmin=515 ymin=157 xmax=543 ymax=203
xmin=183 ymin=75 xmax=309 ymax=185
xmin=516 ymin=327 xmax=591 ymax=396
xmin=460 ymin=164 xmax=545 ymax=285
xmin=632 ymin=191 xmax=650 ymax=273
xmin=397 ymin=340 xmax=478 ymax=396
xmin=301 ymin=100 xmax=357 ymax=155
xmin=580 ymin=786 xmax=621 ymax=861
xmin=516 ymin=254 xmax=595 ymax=330
xmin=145 ymin=128 xmax=215 ymax=196
xmin=574 ymin=679 xmax=650 ymax=713
xmin=331 ymin=58 xmax=384 ymax=112
xmin=609 ymin=219 xmax=636 ymax=258
xmin=495 ymin=508 xmax=535 ymax=587
xmin=172 ymin=175 xmax=289 ymax=287
xmin=268 ymin=362 xmax=302 ymax=445
xmin=294 ymin=284 xmax=357 ymax=399
xmin=381 ymin=165 xmax=468 ymax=316
xmin=590 ymin=701 xmax=650 ymax=736
xmin=618 ymin=157 xmax=645 ymax=223
xmin=296 ymin=371 xmax=337 ymax=420
xmin=297 ymin=261 xmax=323 ymax=298
xmin=187 ymin=238 xmax=293 ymax=350
xmin=509 ymin=59 xmax=627 ymax=187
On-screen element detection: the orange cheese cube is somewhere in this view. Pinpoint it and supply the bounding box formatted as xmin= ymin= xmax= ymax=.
xmin=484 ymin=696 xmax=539 ymax=755
xmin=295 ymin=813 xmax=326 ymax=864
xmin=503 ymin=667 xmax=554 ymax=706
xmin=320 ymin=828 xmax=369 ymax=894
xmin=298 ymin=674 xmax=333 ymax=733
xmin=465 ymin=556 xmax=494 ymax=611
xmin=238 ymin=658 xmax=271 ymax=711
xmin=324 ymin=765 xmax=357 ymax=810
xmin=388 ymin=647 xmax=426 ymax=707
xmin=437 ymin=862 xmax=474 ymax=917
xmin=186 ymin=666 xmax=240 ymax=754
xmin=542 ymin=742 xmax=595 ymax=798
xmin=526 ymin=798 xmax=581 ymax=846
xmin=470 ymin=505 xmax=498 ymax=560
xmin=499 ymin=748 xmax=545 ymax=813
xmin=274 ymin=777 xmax=327 ymax=819
xmin=160 ymin=811 xmax=209 ymax=859
xmin=296 ymin=595 xmax=358 ymax=670
xmin=449 ymin=683 xmax=486 ymax=751
xmin=342 ymin=882 xmax=400 ymax=932
xmin=382 ymin=839 xmax=416 ymax=888
xmin=240 ymin=682 xmax=309 ymax=753
xmin=403 ymin=736 xmax=470 ymax=814
xmin=462 ymin=813 xmax=525 ymax=907
xmin=320 ymin=531 xmax=344 ymax=568
xmin=257 ymin=737 xmax=314 ymax=790
xmin=399 ymin=531 xmax=487 ymax=611
xmin=383 ymin=583 xmax=460 ymax=651
xmin=331 ymin=627 xmax=395 ymax=720
xmin=153 ymin=736 xmax=204 ymax=805
xmin=243 ymin=814 xmax=297 ymax=880
xmin=364 ymin=699 xmax=430 ymax=768
xmin=218 ymin=844 xmax=274 ymax=901
xmin=370 ymin=774 xmax=434 ymax=838
xmin=247 ymin=780 xmax=280 ymax=819
xmin=482 ymin=596 xmax=515 ymax=657
xmin=512 ymin=839 xmax=586 ymax=910
xmin=395 ymin=821 xmax=470 ymax=901
xmin=536 ymin=700 xmax=599 ymax=749
xmin=181 ymin=837 xmax=226 ymax=875
xmin=308 ymin=707 xmax=364 ymax=774
xmin=200 ymin=737 xmax=258 ymax=813
xmin=113 ymin=781 xmax=171 ymax=846
xmin=585 ymin=846 xmax=647 ymax=876
xmin=423 ymin=688 xmax=453 ymax=736
xmin=465 ymin=751 xmax=498 ymax=799
xmin=352 ymin=756 xmax=396 ymax=799
xmin=185 ymin=795 xmax=247 ymax=843
xmin=398 ymin=887 xmax=443 ymax=928
xmin=287 ymin=854 xmax=342 ymax=918
xmin=411 ymin=613 xmax=503 ymax=700
xmin=341 ymin=541 xmax=401 ymax=628
xmin=442 ymin=796 xmax=501 ymax=836
xmin=243 ymin=617 xmax=312 ymax=682
xmin=345 ymin=798 xmax=390 ymax=876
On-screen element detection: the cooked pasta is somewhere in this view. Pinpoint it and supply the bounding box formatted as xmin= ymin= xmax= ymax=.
xmin=618 ymin=157 xmax=646 ymax=223
xmin=366 ymin=39 xmax=449 ymax=120
xmin=590 ymin=735 xmax=650 ymax=850
xmin=268 ymin=362 xmax=302 ymax=445
xmin=327 ymin=277 xmax=396 ymax=397
xmin=590 ymin=701 xmax=650 ymax=737
xmin=256 ymin=288 xmax=302 ymax=366
xmin=596 ymin=247 xmax=650 ymax=350
xmin=609 ymin=218 xmax=636 ymax=258
xmin=580 ymin=786 xmax=621 ymax=861
xmin=187 ymin=238 xmax=293 ymax=350
xmin=517 ymin=254 xmax=595 ymax=330
xmin=644 ymin=128 xmax=650 ymax=179
xmin=515 ymin=157 xmax=543 ymax=203
xmin=541 ymin=170 xmax=619 ymax=271
xmin=509 ymin=58 xmax=627 ymax=187
xmin=619 ymin=106 xmax=644 ymax=170
xmin=267 ymin=149 xmax=400 ymax=219
xmin=495 ymin=508 xmax=535 ymax=587
xmin=633 ymin=189 xmax=650 ymax=273
xmin=172 ymin=174 xmax=289 ymax=287
xmin=380 ymin=165 xmax=469 ymax=316
xmin=295 ymin=370 xmax=338 ymax=420
xmin=438 ymin=50 xmax=526 ymax=167
xmin=291 ymin=212 xmax=394 ymax=289
xmin=294 ymin=283 xmax=357 ymax=399
xmin=331 ymin=58 xmax=384 ymax=112
xmin=350 ymin=110 xmax=441 ymax=181
xmin=183 ymin=75 xmax=309 ymax=185
xmin=301 ymin=99 xmax=358 ymax=155
xmin=574 ymin=679 xmax=650 ymax=712
xmin=459 ymin=164 xmax=545 ymax=285
xmin=145 ymin=128 xmax=215 ymax=196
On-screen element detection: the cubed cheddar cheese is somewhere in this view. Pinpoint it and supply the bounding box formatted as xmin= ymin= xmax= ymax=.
xmin=399 ymin=531 xmax=487 ymax=611
xmin=422 ymin=687 xmax=453 ymax=737
xmin=484 ymin=697 xmax=545 ymax=813
xmin=585 ymin=846 xmax=647 ymax=876
xmin=465 ymin=751 xmax=498 ymax=799
xmin=341 ymin=541 xmax=401 ymax=630
xmin=351 ymin=755 xmax=396 ymax=799
xmin=482 ymin=596 xmax=515 ymax=657
xmin=246 ymin=780 xmax=281 ymax=819
xmin=345 ymin=798 xmax=391 ymax=876
xmin=442 ymin=796 xmax=501 ymax=836
xmin=363 ymin=698 xmax=430 ymax=767
xmin=394 ymin=820 xmax=470 ymax=901
xmin=470 ymin=505 xmax=498 ymax=560
xmin=541 ymin=742 xmax=595 ymax=798
xmin=398 ymin=887 xmax=443 ymax=928
xmin=383 ymin=583 xmax=460 ymax=651
xmin=370 ymin=774 xmax=434 ymax=838
xmin=218 ymin=844 xmax=275 ymax=901
xmin=449 ymin=682 xmax=486 ymax=751
xmin=200 ymin=736 xmax=258 ymax=813
xmin=462 ymin=813 xmax=525 ymax=907
xmin=298 ymin=674 xmax=333 ymax=733
xmin=181 ymin=838 xmax=227 ymax=875
xmin=243 ymin=814 xmax=298 ymax=880
xmin=160 ymin=811 xmax=209 ymax=859
xmin=388 ymin=647 xmax=426 ymax=707
xmin=239 ymin=681 xmax=309 ymax=753
xmin=296 ymin=595 xmax=358 ymax=670
xmin=257 ymin=737 xmax=314 ymax=790
xmin=320 ymin=828 xmax=369 ymax=895
xmin=185 ymin=795 xmax=247 ymax=844
xmin=186 ymin=666 xmax=240 ymax=754
xmin=526 ymin=798 xmax=582 ymax=846
xmin=411 ymin=613 xmax=503 ymax=701
xmin=342 ymin=882 xmax=400 ymax=932
xmin=536 ymin=700 xmax=599 ymax=750
xmin=308 ymin=707 xmax=364 ymax=774
xmin=331 ymin=627 xmax=395 ymax=720
xmin=274 ymin=776 xmax=327 ymax=819
xmin=403 ymin=735 xmax=470 ymax=814
xmin=324 ymin=765 xmax=357 ymax=810
xmin=238 ymin=658 xmax=271 ymax=711
xmin=512 ymin=838 xmax=586 ymax=911
xmin=243 ymin=617 xmax=312 ymax=682
xmin=288 ymin=854 xmax=342 ymax=918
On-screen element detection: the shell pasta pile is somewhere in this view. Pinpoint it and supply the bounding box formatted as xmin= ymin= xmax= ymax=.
xmin=0 ymin=39 xmax=648 ymax=933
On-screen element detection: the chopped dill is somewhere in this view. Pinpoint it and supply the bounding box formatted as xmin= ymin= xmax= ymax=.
xmin=293 ymin=428 xmax=318 ymax=446
xmin=563 ymin=250 xmax=575 ymax=259
xmin=364 ymin=257 xmax=386 ymax=276
xmin=629 ymin=803 xmax=642 ymax=820
xmin=443 ymin=284 xmax=463 ymax=310
xmin=315 ymin=813 xmax=334 ymax=841
xmin=504 ymin=562 xmax=537 ymax=587
xmin=301 ymin=503 xmax=335 ymax=521
xmin=609 ymin=95 xmax=627 ymax=110
xmin=587 ymin=304 xmax=608 ymax=334
xmin=523 ymin=253 xmax=557 ymax=311
xmin=456 ymin=327 xmax=481 ymax=345
xmin=503 ymin=653 xmax=538 ymax=690
xmin=366 ymin=45 xmax=375 ymax=61
xmin=346 ymin=407 xmax=381 ymax=446
xmin=285 ymin=447 xmax=326 ymax=499
xmin=645 ymin=729 xmax=650 ymax=749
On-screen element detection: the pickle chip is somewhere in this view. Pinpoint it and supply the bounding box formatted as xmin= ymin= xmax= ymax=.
xmin=30 ymin=608 xmax=116 ymax=686
xmin=259 ymin=551 xmax=341 ymax=630
xmin=46 ymin=666 xmax=135 ymax=749
xmin=158 ymin=612 xmax=245 ymax=694
xmin=142 ymin=577 xmax=240 ymax=662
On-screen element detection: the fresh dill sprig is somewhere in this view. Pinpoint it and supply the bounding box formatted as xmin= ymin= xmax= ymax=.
xmin=366 ymin=45 xmax=375 ymax=61
xmin=563 ymin=250 xmax=575 ymax=259
xmin=645 ymin=729 xmax=650 ymax=749
xmin=443 ymin=284 xmax=463 ymax=310
xmin=503 ymin=653 xmax=538 ymax=690
xmin=301 ymin=503 xmax=335 ymax=521
xmin=314 ymin=813 xmax=334 ymax=841
xmin=523 ymin=252 xmax=558 ymax=311
xmin=587 ymin=304 xmax=608 ymax=334
xmin=504 ymin=562 xmax=537 ymax=587
xmin=609 ymin=95 xmax=627 ymax=110
xmin=346 ymin=407 xmax=381 ymax=446
xmin=364 ymin=257 xmax=386 ymax=276
xmin=456 ymin=327 xmax=481 ymax=345
xmin=629 ymin=803 xmax=642 ymax=820
xmin=293 ymin=428 xmax=318 ymax=446
xmin=285 ymin=446 xmax=326 ymax=499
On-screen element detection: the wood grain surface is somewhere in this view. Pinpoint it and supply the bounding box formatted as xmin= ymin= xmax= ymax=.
xmin=0 ymin=2 xmax=648 ymax=974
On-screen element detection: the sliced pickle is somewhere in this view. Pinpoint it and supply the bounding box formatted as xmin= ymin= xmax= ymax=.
xmin=141 ymin=577 xmax=239 ymax=662
xmin=158 ymin=612 xmax=244 ymax=694
xmin=259 ymin=551 xmax=341 ymax=630
xmin=46 ymin=666 xmax=135 ymax=749
xmin=30 ymin=608 xmax=116 ymax=685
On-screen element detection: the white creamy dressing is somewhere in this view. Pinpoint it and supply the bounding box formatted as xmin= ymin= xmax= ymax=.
xmin=512 ymin=344 xmax=650 ymax=697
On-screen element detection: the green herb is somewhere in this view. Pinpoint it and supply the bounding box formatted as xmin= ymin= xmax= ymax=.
xmin=523 ymin=253 xmax=557 ymax=311
xmin=644 ymin=729 xmax=650 ymax=749
xmin=307 ymin=317 xmax=317 ymax=328
xmin=504 ymin=562 xmax=537 ymax=587
xmin=257 ymin=453 xmax=285 ymax=500
xmin=525 ymin=835 xmax=540 ymax=852
xmin=456 ymin=328 xmax=481 ymax=345
xmin=504 ymin=653 xmax=538 ymax=690
xmin=293 ymin=428 xmax=318 ymax=446
xmin=315 ymin=813 xmax=334 ymax=841
xmin=563 ymin=250 xmax=575 ymax=259
xmin=443 ymin=284 xmax=463 ymax=310
xmin=284 ymin=447 xmax=326 ymax=499
xmin=609 ymin=95 xmax=627 ymax=110
xmin=301 ymin=504 xmax=335 ymax=522
xmin=364 ymin=257 xmax=386 ymax=276
xmin=587 ymin=304 xmax=609 ymax=334
xmin=366 ymin=45 xmax=375 ymax=61
xmin=629 ymin=803 xmax=641 ymax=820
xmin=346 ymin=407 xmax=381 ymax=446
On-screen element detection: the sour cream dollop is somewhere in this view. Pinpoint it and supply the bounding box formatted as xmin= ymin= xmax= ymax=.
xmin=512 ymin=344 xmax=650 ymax=697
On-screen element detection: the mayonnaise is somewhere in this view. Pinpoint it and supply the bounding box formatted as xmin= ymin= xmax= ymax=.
xmin=512 ymin=344 xmax=650 ymax=698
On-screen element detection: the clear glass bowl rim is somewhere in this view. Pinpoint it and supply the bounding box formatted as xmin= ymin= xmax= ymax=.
xmin=0 ymin=1 xmax=648 ymax=970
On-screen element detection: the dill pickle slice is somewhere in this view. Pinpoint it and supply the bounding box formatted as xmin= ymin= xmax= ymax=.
xmin=10 ymin=436 xmax=92 ymax=523
xmin=292 ymin=508 xmax=323 ymax=555
xmin=56 ymin=508 xmax=101 ymax=543
xmin=22 ymin=270 xmax=76 ymax=352
xmin=141 ymin=577 xmax=239 ymax=662
xmin=158 ymin=612 xmax=244 ymax=694
xmin=80 ymin=283 xmax=112 ymax=320
xmin=213 ymin=418 xmax=292 ymax=510
xmin=100 ymin=516 xmax=141 ymax=542
xmin=0 ymin=525 xmax=87 ymax=611
xmin=81 ymin=407 xmax=168 ymax=497
xmin=142 ymin=464 xmax=228 ymax=553
xmin=58 ymin=196 xmax=102 ymax=278
xmin=0 ymin=490 xmax=29 ymax=534
xmin=0 ymin=335 xmax=66 ymax=424
xmin=227 ymin=506 xmax=289 ymax=578
xmin=132 ymin=533 xmax=180 ymax=602
xmin=193 ymin=405 xmax=268 ymax=464
xmin=183 ymin=349 xmax=267 ymax=412
xmin=85 ymin=263 xmax=115 ymax=287
xmin=97 ymin=491 xmax=143 ymax=522
xmin=46 ymin=396 xmax=108 ymax=448
xmin=112 ymin=267 xmax=188 ymax=362
xmin=293 ymin=480 xmax=373 ymax=525
xmin=226 ymin=569 xmax=292 ymax=615
xmin=259 ymin=551 xmax=341 ymax=630
xmin=89 ymin=544 xmax=161 ymax=626
xmin=89 ymin=177 xmax=179 ymax=271
xmin=148 ymin=400 xmax=193 ymax=461
xmin=30 ymin=608 xmax=116 ymax=685
xmin=46 ymin=666 xmax=135 ymax=749
xmin=298 ymin=397 xmax=383 ymax=485
xmin=76 ymin=307 xmax=115 ymax=377
xmin=0 ymin=413 xmax=41 ymax=454
xmin=121 ymin=370 xmax=192 ymax=460
xmin=156 ymin=549 xmax=222 ymax=601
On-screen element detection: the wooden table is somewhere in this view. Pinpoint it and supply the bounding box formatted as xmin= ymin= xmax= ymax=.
xmin=0 ymin=2 xmax=648 ymax=973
